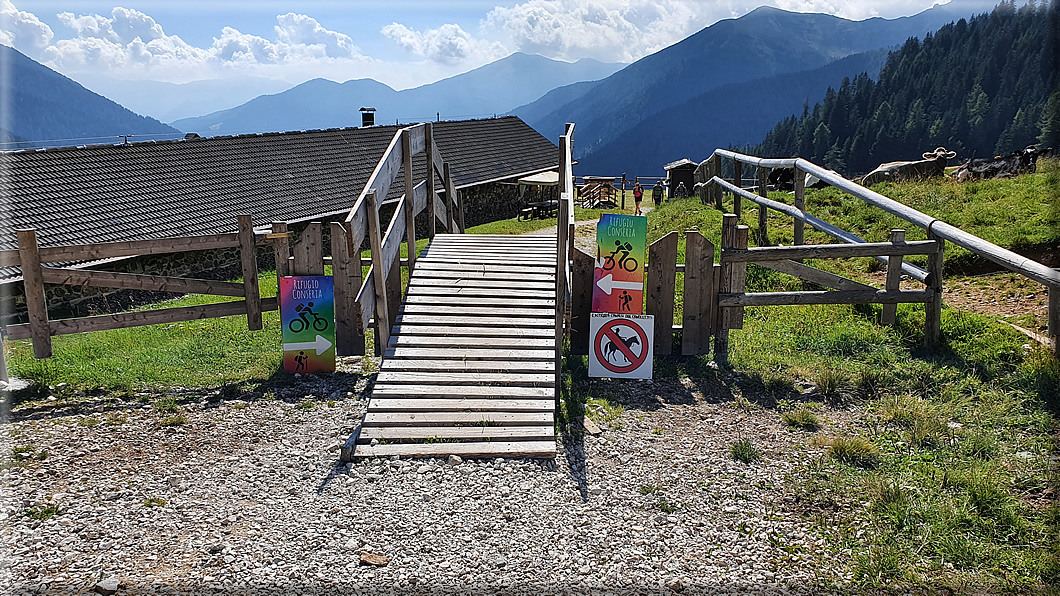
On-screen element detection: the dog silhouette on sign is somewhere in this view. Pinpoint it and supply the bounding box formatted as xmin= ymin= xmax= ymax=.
xmin=603 ymin=331 xmax=640 ymax=365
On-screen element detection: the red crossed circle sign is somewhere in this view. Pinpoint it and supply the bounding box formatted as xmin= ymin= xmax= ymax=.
xmin=593 ymin=318 xmax=649 ymax=374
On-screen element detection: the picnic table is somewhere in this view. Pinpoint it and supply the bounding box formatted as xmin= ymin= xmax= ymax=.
xmin=518 ymin=200 xmax=559 ymax=220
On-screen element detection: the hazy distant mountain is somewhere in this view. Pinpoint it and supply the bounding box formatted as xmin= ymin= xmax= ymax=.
xmin=0 ymin=45 xmax=181 ymax=149
xmin=514 ymin=1 xmax=990 ymax=172
xmin=173 ymin=53 xmax=621 ymax=135
xmin=75 ymin=76 xmax=295 ymax=123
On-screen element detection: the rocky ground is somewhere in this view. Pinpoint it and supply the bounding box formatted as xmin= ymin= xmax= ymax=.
xmin=0 ymin=361 xmax=854 ymax=595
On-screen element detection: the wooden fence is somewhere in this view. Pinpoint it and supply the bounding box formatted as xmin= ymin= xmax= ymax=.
xmin=0 ymin=122 xmax=468 ymax=378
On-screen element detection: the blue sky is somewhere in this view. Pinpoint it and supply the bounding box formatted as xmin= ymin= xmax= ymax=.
xmin=3 ymin=0 xmax=969 ymax=90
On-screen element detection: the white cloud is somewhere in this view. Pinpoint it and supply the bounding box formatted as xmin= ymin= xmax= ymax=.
xmin=381 ymin=22 xmax=505 ymax=65
xmin=275 ymin=12 xmax=358 ymax=59
xmin=0 ymin=0 xmax=54 ymax=57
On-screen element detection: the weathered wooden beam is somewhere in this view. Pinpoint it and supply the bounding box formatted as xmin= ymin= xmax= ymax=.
xmin=718 ymin=289 xmax=934 ymax=307
xmin=331 ymin=221 xmax=365 ymax=356
xmin=722 ymin=240 xmax=938 ymax=262
xmin=271 ymin=222 xmax=291 ymax=278
xmin=35 ymin=234 xmax=241 ymax=263
xmin=425 ymin=122 xmax=437 ymax=238
xmin=570 ymin=247 xmax=594 ymax=356
xmin=646 ymin=232 xmax=678 ymax=355
xmin=291 ymin=222 xmax=324 ymax=276
xmin=401 ymin=129 xmax=417 ymax=273
xmin=17 ymin=229 xmax=51 ymax=358
xmin=924 ymin=231 xmax=944 ymax=350
xmin=754 ymin=259 xmax=874 ymax=292
xmin=237 ymin=215 xmax=262 ymax=331
xmin=880 ymin=229 xmax=905 ymax=326
xmin=40 ymin=267 xmax=246 ymax=297
xmin=366 ymin=192 xmax=391 ymax=353
xmin=682 ymin=231 xmax=715 ymax=355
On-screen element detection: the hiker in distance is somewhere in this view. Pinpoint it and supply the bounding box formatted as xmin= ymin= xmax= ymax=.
xmin=633 ymin=181 xmax=644 ymax=215
xmin=652 ymin=180 xmax=664 ymax=206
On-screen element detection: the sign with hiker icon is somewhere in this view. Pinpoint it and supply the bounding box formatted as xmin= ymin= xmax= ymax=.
xmin=280 ymin=276 xmax=336 ymax=373
xmin=592 ymin=213 xmax=647 ymax=314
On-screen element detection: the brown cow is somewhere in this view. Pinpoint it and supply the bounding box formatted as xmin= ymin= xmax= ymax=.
xmin=860 ymin=147 xmax=957 ymax=187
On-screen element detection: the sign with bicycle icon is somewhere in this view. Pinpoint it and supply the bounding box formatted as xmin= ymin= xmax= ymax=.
xmin=592 ymin=214 xmax=647 ymax=314
xmin=280 ymin=276 xmax=336 ymax=373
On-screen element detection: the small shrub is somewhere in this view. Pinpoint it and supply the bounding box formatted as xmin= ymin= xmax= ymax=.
xmin=658 ymin=498 xmax=681 ymax=513
xmin=731 ymin=439 xmax=761 ymax=463
xmin=24 ymin=504 xmax=61 ymax=520
xmin=828 ymin=436 xmax=879 ymax=468
xmin=152 ymin=397 xmax=179 ymax=412
xmin=158 ymin=415 xmax=187 ymax=427
xmin=781 ymin=407 xmax=820 ymax=431
xmin=104 ymin=413 xmax=127 ymax=426
xmin=78 ymin=417 xmax=100 ymax=427
xmin=961 ymin=430 xmax=999 ymax=460
xmin=639 ymin=483 xmax=662 ymax=495
xmin=299 ymin=400 xmax=315 ymax=410
xmin=143 ymin=497 xmax=167 ymax=508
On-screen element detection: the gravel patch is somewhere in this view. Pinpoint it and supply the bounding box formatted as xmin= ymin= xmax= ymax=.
xmin=1 ymin=363 xmax=850 ymax=595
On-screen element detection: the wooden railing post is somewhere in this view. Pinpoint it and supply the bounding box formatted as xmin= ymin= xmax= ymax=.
xmin=555 ymin=194 xmax=567 ymax=398
xmin=881 ymin=229 xmax=905 ymax=326
xmin=793 ymin=166 xmax=806 ymax=247
xmin=457 ymin=189 xmax=466 ymax=233
xmin=401 ymin=129 xmax=417 ymax=272
xmin=647 ymin=232 xmax=678 ymax=355
xmin=424 ymin=122 xmax=437 ymax=239
xmin=714 ymin=214 xmax=738 ymax=366
xmin=16 ymin=229 xmax=51 ymax=358
xmin=570 ymin=248 xmax=594 ymax=355
xmin=331 ymin=221 xmax=365 ymax=356
xmin=732 ymin=160 xmax=741 ymax=214
xmin=682 ymin=230 xmax=716 ymax=355
xmin=237 ymin=215 xmax=262 ymax=331
xmin=366 ymin=192 xmax=391 ymax=353
xmin=270 ymin=222 xmax=291 ymax=278
xmin=924 ymin=230 xmax=944 ymax=349
xmin=292 ymin=222 xmax=323 ymax=276
xmin=1049 ymin=287 xmax=1059 ymax=359
xmin=757 ymin=169 xmax=769 ymax=246
xmin=443 ymin=162 xmax=456 ymax=234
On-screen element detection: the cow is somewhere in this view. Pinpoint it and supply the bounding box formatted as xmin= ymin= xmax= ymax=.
xmin=768 ymin=167 xmax=835 ymax=191
xmin=860 ymin=147 xmax=957 ymax=187
xmin=954 ymin=146 xmax=1051 ymax=182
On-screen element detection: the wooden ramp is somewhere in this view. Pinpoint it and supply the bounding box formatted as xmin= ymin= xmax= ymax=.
xmin=352 ymin=234 xmax=558 ymax=459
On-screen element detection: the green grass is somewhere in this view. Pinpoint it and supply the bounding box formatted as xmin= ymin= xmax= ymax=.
xmin=730 ymin=438 xmax=762 ymax=463
xmin=23 ymin=504 xmax=62 ymax=520
xmin=781 ymin=407 xmax=820 ymax=431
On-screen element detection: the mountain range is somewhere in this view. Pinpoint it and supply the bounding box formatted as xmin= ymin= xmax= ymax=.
xmin=171 ymin=53 xmax=621 ymax=135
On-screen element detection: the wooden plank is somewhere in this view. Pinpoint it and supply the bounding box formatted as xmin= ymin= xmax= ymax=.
xmin=412 ymin=270 xmax=555 ymax=281
xmin=755 ymin=259 xmax=874 ymax=292
xmin=717 ymin=289 xmax=935 ymax=307
xmin=793 ymin=165 xmax=806 ymax=246
xmin=399 ymin=304 xmax=553 ymax=317
xmin=36 ymin=234 xmax=241 ymax=263
xmin=880 ymin=229 xmax=905 ymax=326
xmin=17 ymin=229 xmax=51 ymax=358
xmin=331 ymin=221 xmax=365 ymax=356
xmin=714 ymin=214 xmax=737 ymax=366
xmin=386 ymin=244 xmax=402 ymax=340
xmin=290 ymin=222 xmax=323 ymax=276
xmin=1049 ymin=287 xmax=1060 ymax=359
xmin=359 ymin=426 xmax=554 ymax=440
xmin=237 ymin=215 xmax=263 ymax=331
xmin=391 ymin=324 xmax=554 ymax=337
xmin=0 ymin=249 xmax=20 ymax=269
xmin=39 ymin=267 xmax=246 ymax=297
xmin=271 ymin=222 xmax=290 ymax=278
xmin=380 ymin=196 xmax=408 ymax=275
xmin=758 ymin=168 xmax=769 ymax=246
xmin=384 ymin=347 xmax=555 ymax=360
xmin=375 ymin=372 xmax=553 ymax=385
xmin=402 ymin=294 xmax=555 ymax=307
xmin=722 ymin=240 xmax=939 ymax=262
xmin=402 ymin=129 xmax=418 ymax=273
xmin=366 ymin=192 xmax=391 ymax=353
xmin=682 ymin=231 xmax=714 ymax=355
xmin=355 ymin=271 xmax=376 ymax=335
xmin=408 ymin=278 xmax=554 ymax=290
xmin=363 ymin=411 xmax=554 ymax=426
xmin=646 ymin=231 xmax=678 ymax=355
xmin=924 ymin=232 xmax=944 ymax=350
xmin=353 ymin=441 xmax=556 ymax=459
xmin=443 ymin=162 xmax=457 ymax=233
xmin=7 ymin=297 xmax=279 ymax=340
xmin=389 ymin=335 xmax=555 ymax=348
xmin=405 ymin=286 xmax=555 ymax=298
xmin=570 ymin=247 xmax=595 ymax=355
xmin=413 ymin=260 xmax=555 ymax=272
xmin=393 ymin=315 xmax=555 ymax=327
xmin=728 ymin=226 xmax=748 ymax=329
xmin=372 ymin=384 xmax=554 ymax=398
xmin=354 ymin=129 xmax=403 ymax=218
xmin=382 ymin=359 xmax=555 ymax=372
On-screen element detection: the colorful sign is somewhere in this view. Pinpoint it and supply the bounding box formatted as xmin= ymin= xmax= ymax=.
xmin=589 ymin=313 xmax=654 ymax=379
xmin=592 ymin=213 xmax=647 ymax=314
xmin=280 ymin=276 xmax=336 ymax=373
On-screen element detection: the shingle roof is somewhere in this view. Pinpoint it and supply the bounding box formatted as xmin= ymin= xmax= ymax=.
xmin=1 ymin=116 xmax=557 ymax=258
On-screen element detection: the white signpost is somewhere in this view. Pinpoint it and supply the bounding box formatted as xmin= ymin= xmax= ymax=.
xmin=588 ymin=312 xmax=654 ymax=380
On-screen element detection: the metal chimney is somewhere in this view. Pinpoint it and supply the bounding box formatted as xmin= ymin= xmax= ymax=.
xmin=360 ymin=107 xmax=376 ymax=127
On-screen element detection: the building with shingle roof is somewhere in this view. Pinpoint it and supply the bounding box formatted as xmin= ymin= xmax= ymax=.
xmin=0 ymin=116 xmax=558 ymax=316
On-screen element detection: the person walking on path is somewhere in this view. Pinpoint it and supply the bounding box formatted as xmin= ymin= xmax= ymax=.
xmin=652 ymin=181 xmax=664 ymax=206
xmin=675 ymin=181 xmax=688 ymax=198
xmin=633 ymin=181 xmax=644 ymax=215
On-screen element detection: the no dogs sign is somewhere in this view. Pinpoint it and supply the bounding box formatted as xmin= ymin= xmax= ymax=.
xmin=589 ymin=313 xmax=654 ymax=379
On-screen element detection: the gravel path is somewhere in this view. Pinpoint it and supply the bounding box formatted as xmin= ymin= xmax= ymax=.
xmin=0 ymin=360 xmax=851 ymax=595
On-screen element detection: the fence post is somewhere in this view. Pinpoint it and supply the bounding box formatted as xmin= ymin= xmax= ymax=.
xmin=713 ymin=154 xmax=723 ymax=212
xmin=331 ymin=221 xmax=365 ymax=356
xmin=443 ymin=163 xmax=456 ymax=234
xmin=647 ymin=232 xmax=678 ymax=355
xmin=714 ymin=214 xmax=738 ymax=366
xmin=292 ymin=222 xmax=324 ymax=276
xmin=401 ymin=129 xmax=417 ymax=272
xmin=16 ymin=229 xmax=50 ymax=358
xmin=793 ymin=165 xmax=805 ymax=247
xmin=270 ymin=222 xmax=291 ymax=278
xmin=237 ymin=215 xmax=263 ymax=331
xmin=924 ymin=230 xmax=944 ymax=349
xmin=366 ymin=192 xmax=391 ymax=353
xmin=457 ymin=188 xmax=466 ymax=233
xmin=570 ymin=248 xmax=594 ymax=355
xmin=682 ymin=230 xmax=715 ymax=355
xmin=757 ymin=169 xmax=769 ymax=246
xmin=728 ymin=226 xmax=749 ymax=330
xmin=881 ymin=229 xmax=905 ymax=326
xmin=732 ymin=161 xmax=742 ymax=214
xmin=1049 ymin=287 xmax=1059 ymax=359
xmin=0 ymin=332 xmax=7 ymax=382
xmin=425 ymin=122 xmax=437 ymax=239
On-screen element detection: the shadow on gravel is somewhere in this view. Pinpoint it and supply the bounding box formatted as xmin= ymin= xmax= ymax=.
xmin=557 ymin=378 xmax=588 ymax=502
